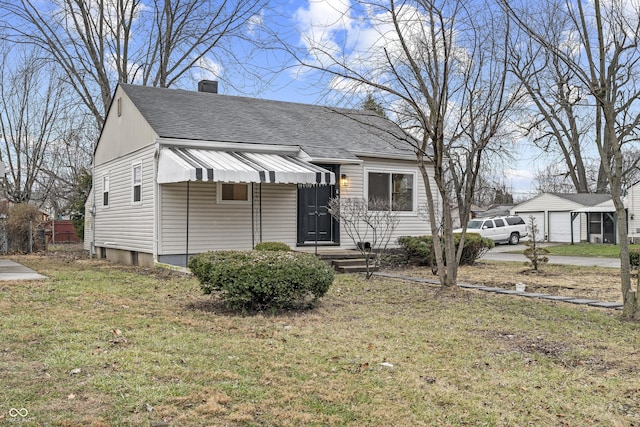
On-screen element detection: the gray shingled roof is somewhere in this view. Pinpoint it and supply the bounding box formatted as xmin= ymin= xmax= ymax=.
xmin=119 ymin=84 xmax=417 ymax=161
xmin=551 ymin=193 xmax=612 ymax=206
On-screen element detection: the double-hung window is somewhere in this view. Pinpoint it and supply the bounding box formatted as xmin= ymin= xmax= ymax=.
xmin=103 ymin=174 xmax=110 ymax=206
xmin=132 ymin=163 xmax=142 ymax=203
xmin=367 ymin=171 xmax=415 ymax=212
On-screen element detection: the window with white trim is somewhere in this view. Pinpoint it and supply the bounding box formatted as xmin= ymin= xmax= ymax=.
xmin=217 ymin=182 xmax=250 ymax=203
xmin=132 ymin=163 xmax=142 ymax=203
xmin=103 ymin=174 xmax=110 ymax=206
xmin=367 ymin=171 xmax=415 ymax=212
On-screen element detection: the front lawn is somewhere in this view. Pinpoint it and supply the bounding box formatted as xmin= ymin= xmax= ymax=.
xmin=1 ymin=254 xmax=639 ymax=426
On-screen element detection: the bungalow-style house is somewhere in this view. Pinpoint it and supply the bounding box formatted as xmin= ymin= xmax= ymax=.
xmin=84 ymin=82 xmax=433 ymax=267
xmin=510 ymin=193 xmax=614 ymax=243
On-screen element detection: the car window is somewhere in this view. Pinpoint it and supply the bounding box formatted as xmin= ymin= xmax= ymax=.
xmin=483 ymin=220 xmax=494 ymax=229
xmin=506 ymin=216 xmax=525 ymax=225
xmin=467 ymin=220 xmax=483 ymax=229
xmin=494 ymin=219 xmax=505 ymax=227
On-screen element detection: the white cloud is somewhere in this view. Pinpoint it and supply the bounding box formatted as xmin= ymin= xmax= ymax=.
xmin=247 ymin=12 xmax=263 ymax=36
xmin=190 ymin=56 xmax=223 ymax=83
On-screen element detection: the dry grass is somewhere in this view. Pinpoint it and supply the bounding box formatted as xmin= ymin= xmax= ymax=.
xmin=457 ymin=262 xmax=625 ymax=302
xmin=0 ymin=253 xmax=639 ymax=426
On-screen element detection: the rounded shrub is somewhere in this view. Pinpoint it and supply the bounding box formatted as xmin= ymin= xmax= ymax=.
xmin=188 ymin=250 xmax=334 ymax=311
xmin=629 ymin=247 xmax=640 ymax=267
xmin=458 ymin=232 xmax=494 ymax=265
xmin=397 ymin=233 xmax=493 ymax=266
xmin=254 ymin=241 xmax=291 ymax=251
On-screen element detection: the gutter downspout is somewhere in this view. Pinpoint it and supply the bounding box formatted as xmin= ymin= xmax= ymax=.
xmin=186 ymin=181 xmax=190 ymax=268
xmin=153 ymin=143 xmax=160 ymax=265
xmin=91 ymin=141 xmax=96 ymax=258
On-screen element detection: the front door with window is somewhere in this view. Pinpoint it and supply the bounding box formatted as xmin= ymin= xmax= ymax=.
xmin=297 ymin=165 xmax=339 ymax=245
xmin=603 ymin=213 xmax=616 ymax=244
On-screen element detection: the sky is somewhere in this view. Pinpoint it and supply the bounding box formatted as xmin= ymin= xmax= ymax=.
xmin=215 ymin=0 xmax=543 ymax=200
xmin=166 ymin=0 xmax=545 ymax=199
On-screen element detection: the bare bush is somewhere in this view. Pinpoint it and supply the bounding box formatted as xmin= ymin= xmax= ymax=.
xmin=328 ymin=197 xmax=399 ymax=279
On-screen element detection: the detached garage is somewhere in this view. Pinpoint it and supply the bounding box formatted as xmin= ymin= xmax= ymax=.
xmin=511 ymin=193 xmax=612 ymax=243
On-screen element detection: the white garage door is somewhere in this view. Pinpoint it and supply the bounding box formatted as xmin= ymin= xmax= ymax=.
xmin=517 ymin=211 xmax=545 ymax=241
xmin=549 ymin=211 xmax=580 ymax=243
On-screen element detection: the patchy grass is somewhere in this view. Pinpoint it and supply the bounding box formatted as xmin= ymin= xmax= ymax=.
xmin=531 ymin=243 xmax=640 ymax=258
xmin=455 ymin=261 xmax=627 ymax=302
xmin=1 ymin=254 xmax=639 ymax=426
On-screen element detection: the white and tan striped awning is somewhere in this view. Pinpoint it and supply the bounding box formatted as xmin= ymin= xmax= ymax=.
xmin=157 ymin=148 xmax=335 ymax=185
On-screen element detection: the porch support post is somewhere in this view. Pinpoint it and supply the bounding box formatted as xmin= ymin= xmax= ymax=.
xmin=570 ymin=212 xmax=579 ymax=244
xmin=251 ymin=183 xmax=255 ymax=248
xmin=259 ymin=183 xmax=263 ymax=244
xmin=315 ymin=184 xmax=319 ymax=255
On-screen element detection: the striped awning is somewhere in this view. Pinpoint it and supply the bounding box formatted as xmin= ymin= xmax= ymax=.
xmin=157 ymin=147 xmax=335 ymax=185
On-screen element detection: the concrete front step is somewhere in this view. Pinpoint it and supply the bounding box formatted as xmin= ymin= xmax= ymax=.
xmin=312 ymin=250 xmax=377 ymax=261
xmin=332 ymin=258 xmax=379 ymax=274
xmin=335 ymin=264 xmax=379 ymax=274
xmin=332 ymin=258 xmax=376 ymax=267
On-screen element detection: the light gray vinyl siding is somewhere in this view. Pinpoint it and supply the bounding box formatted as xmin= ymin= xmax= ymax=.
xmin=93 ymin=145 xmax=155 ymax=253
xmin=339 ymin=157 xmax=432 ymax=247
xmin=259 ymin=184 xmax=297 ymax=245
xmin=159 ymin=182 xmax=297 ymax=255
xmin=94 ymin=86 xmax=158 ymax=166
xmin=629 ymin=183 xmax=640 ymax=238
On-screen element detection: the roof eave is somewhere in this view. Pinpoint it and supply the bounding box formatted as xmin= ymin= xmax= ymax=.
xmin=156 ymin=138 xmax=301 ymax=155
xmin=351 ymin=151 xmax=418 ymax=162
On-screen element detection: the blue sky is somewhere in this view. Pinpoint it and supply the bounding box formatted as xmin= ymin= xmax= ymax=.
xmin=193 ymin=0 xmax=542 ymax=199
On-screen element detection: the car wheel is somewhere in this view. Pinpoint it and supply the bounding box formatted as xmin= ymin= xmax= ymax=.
xmin=509 ymin=233 xmax=520 ymax=245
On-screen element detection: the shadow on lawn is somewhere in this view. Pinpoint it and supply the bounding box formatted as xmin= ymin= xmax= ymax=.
xmin=185 ymin=296 xmax=323 ymax=317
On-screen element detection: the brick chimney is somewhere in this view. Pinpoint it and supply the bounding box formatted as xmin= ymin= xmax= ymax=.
xmin=198 ymin=80 xmax=218 ymax=94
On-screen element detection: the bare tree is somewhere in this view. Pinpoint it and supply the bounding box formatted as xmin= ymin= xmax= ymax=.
xmin=287 ymin=0 xmax=521 ymax=287
xmin=0 ymin=0 xmax=266 ymax=128
xmin=0 ymin=46 xmax=67 ymax=205
xmin=38 ymin=111 xmax=96 ymax=216
xmin=534 ymin=162 xmax=579 ymax=194
xmin=508 ymin=6 xmax=599 ymax=193
xmin=523 ymin=215 xmax=549 ymax=271
xmin=504 ymin=0 xmax=640 ymax=318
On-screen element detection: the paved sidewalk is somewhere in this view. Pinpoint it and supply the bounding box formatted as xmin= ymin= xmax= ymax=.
xmin=0 ymin=259 xmax=47 ymax=281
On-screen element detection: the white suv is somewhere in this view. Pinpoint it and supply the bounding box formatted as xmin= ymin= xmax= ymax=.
xmin=458 ymin=215 xmax=528 ymax=245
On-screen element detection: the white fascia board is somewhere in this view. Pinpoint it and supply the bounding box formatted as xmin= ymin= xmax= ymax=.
xmin=156 ymin=138 xmax=301 ymax=155
xmin=351 ymin=151 xmax=418 ymax=161
xmin=297 ymin=149 xmax=362 ymax=165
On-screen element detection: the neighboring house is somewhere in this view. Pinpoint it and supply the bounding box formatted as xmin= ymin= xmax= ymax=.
xmin=84 ymin=82 xmax=434 ymax=267
xmin=627 ymin=181 xmax=640 ymax=244
xmin=450 ymin=204 xmax=486 ymax=228
xmin=481 ymin=204 xmax=514 ymax=218
xmin=511 ymin=193 xmax=614 ymax=243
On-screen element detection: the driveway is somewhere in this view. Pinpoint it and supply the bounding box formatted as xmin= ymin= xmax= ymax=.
xmin=481 ymin=244 xmax=621 ymax=268
xmin=0 ymin=259 xmax=47 ymax=281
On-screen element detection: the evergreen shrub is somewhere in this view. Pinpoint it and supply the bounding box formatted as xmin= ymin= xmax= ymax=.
xmin=254 ymin=241 xmax=291 ymax=251
xmin=188 ymin=250 xmax=334 ymax=311
xmin=629 ymin=247 xmax=640 ymax=267
xmin=397 ymin=233 xmax=494 ymax=266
